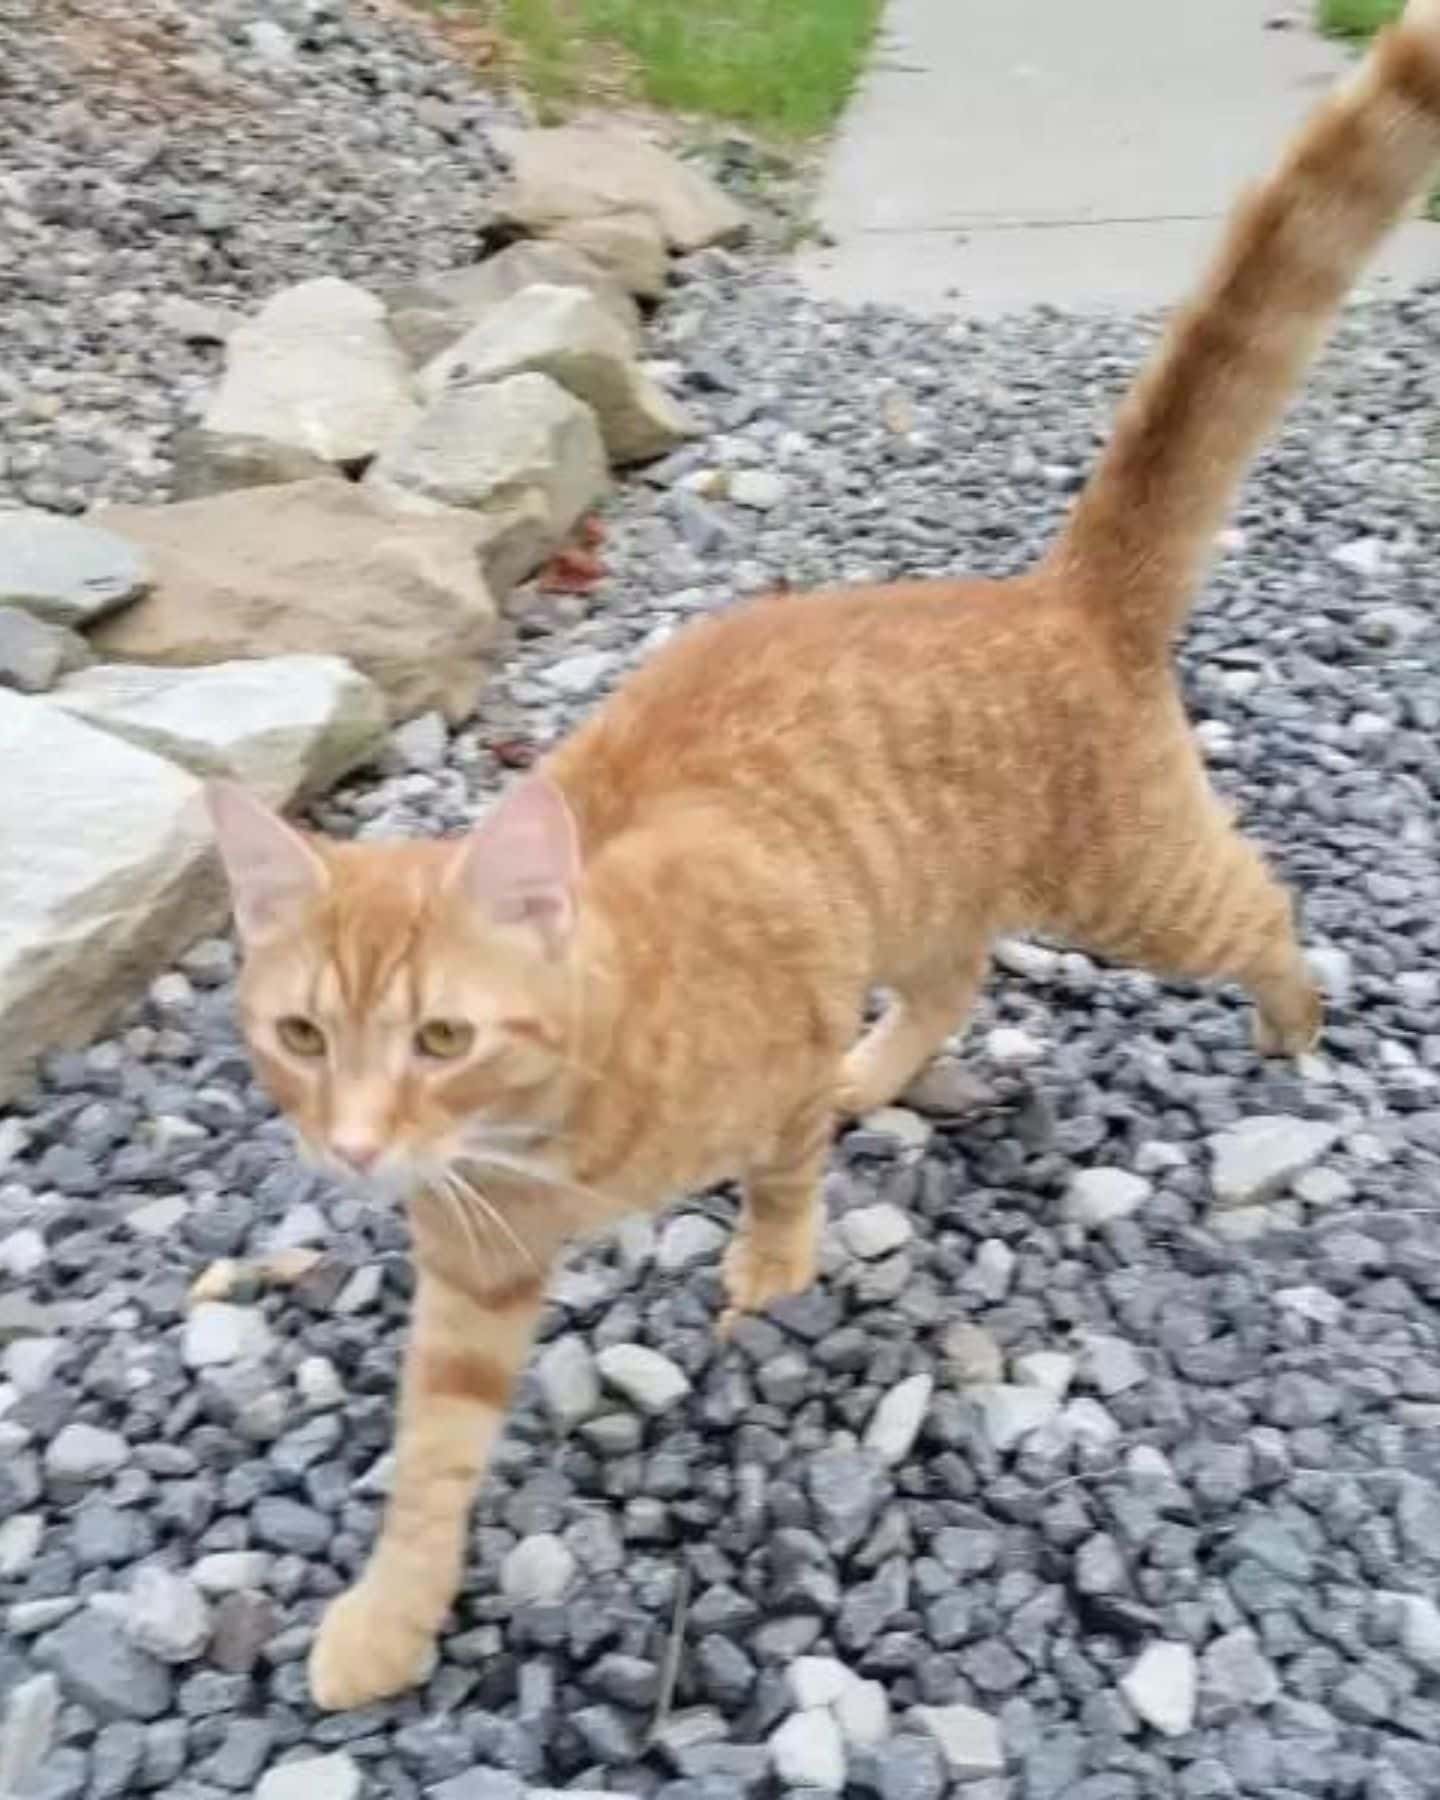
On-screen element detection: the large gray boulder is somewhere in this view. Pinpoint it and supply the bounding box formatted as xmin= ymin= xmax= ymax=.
xmin=423 ymin=284 xmax=697 ymax=466
xmin=382 ymin=239 xmax=641 ymax=364
xmin=203 ymin=277 xmax=419 ymax=464
xmin=0 ymin=696 xmax=221 ymax=1104
xmin=364 ymin=372 xmax=608 ymax=592
xmin=47 ymin=655 xmax=387 ymax=808
xmin=0 ymin=512 xmax=150 ymax=627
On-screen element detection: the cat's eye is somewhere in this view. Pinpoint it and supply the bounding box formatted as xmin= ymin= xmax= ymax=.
xmin=277 ymin=1016 xmax=326 ymax=1058
xmin=414 ymin=1019 xmax=476 ymax=1061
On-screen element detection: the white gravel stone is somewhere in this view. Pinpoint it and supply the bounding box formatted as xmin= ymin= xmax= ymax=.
xmin=264 ymin=1204 xmax=328 ymax=1253
xmin=1127 ymin=1445 xmax=1180 ymax=1486
xmin=123 ymin=1196 xmax=191 ymax=1238
xmin=1396 ymin=1594 xmax=1440 ymax=1676
xmin=1329 ymin=535 xmax=1388 ymax=578
xmin=1012 ymin=1351 xmax=1075 ymax=1397
xmin=789 ymin=1656 xmax=854 ymax=1710
xmin=860 ymin=1106 xmax=932 ymax=1152
xmin=256 ymin=1753 xmax=362 ymax=1800
xmin=992 ymin=937 xmax=1059 ymax=980
xmin=183 ymin=1302 xmax=275 ymax=1369
xmin=332 ymin=1265 xmax=384 ymax=1315
xmin=1064 ymin=1167 xmax=1152 ymax=1227
xmin=838 ymin=1203 xmax=914 ymax=1260
xmin=44 ymin=1422 xmax=130 ymax=1484
xmin=655 ymin=1213 xmax=728 ymax=1273
xmin=1293 ymin=1166 xmax=1353 ymax=1208
xmin=543 ymin=650 xmax=617 ymax=697
xmin=0 ymin=1515 xmax=42 ymax=1579
xmin=1078 ymin=1333 xmax=1148 ymax=1396
xmin=864 ymin=1374 xmax=933 ymax=1466
xmin=1136 ymin=1139 xmax=1188 ymax=1173
xmin=1199 ymin=1626 xmax=1280 ymax=1709
xmin=296 ymin=1356 xmax=346 ymax=1411
xmin=834 ymin=1676 xmax=890 ymax=1747
xmin=595 ymin=1343 xmax=690 ymax=1414
xmin=125 ymin=1565 xmax=211 ymax=1663
xmin=0 ymin=1673 xmax=60 ymax=1799
xmin=1120 ymin=1640 xmax=1197 ymax=1738
xmin=770 ymin=1707 xmax=845 ymax=1792
xmin=0 ymin=1228 xmax=46 ymax=1280
xmin=1061 ymin=1398 xmax=1121 ymax=1447
xmin=1208 ymin=1115 xmax=1343 ymax=1207
xmin=729 ymin=469 xmax=788 ymax=510
xmin=984 ymin=1027 xmax=1046 ymax=1066
xmin=1306 ymin=945 xmax=1354 ymax=1002
xmin=911 ymin=1702 xmax=1005 ymax=1776
xmin=501 ymin=1534 xmax=576 ymax=1605
xmin=976 ymin=1384 xmax=1060 ymax=1452
xmin=1273 ymin=1286 xmax=1344 ymax=1326
xmin=192 ymin=1552 xmax=273 ymax=1596
xmin=4 ymin=1337 xmax=67 ymax=1393
xmin=534 ymin=1333 xmax=601 ymax=1430
xmin=972 ymin=1238 xmax=1015 ymax=1300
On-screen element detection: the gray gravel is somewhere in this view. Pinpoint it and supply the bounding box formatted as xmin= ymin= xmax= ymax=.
xmin=4 ymin=0 xmax=1440 ymax=1797
xmin=0 ymin=0 xmax=512 ymax=517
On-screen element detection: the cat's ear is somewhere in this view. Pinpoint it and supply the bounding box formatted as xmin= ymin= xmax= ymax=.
xmin=449 ymin=775 xmax=579 ymax=952
xmin=204 ymin=780 xmax=329 ymax=944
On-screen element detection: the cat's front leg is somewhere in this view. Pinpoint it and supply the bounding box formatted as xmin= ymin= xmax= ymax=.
xmin=309 ymin=1257 xmax=544 ymax=1710
xmin=720 ymin=1090 xmax=833 ymax=1332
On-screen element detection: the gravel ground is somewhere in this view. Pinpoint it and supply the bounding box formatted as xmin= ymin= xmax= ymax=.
xmin=0 ymin=0 xmax=510 ymax=515
xmin=5 ymin=4 xmax=1440 ymax=1799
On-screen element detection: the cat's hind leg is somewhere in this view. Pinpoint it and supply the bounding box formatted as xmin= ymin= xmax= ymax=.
xmin=1082 ymin=812 xmax=1321 ymax=1056
xmin=835 ymin=943 xmax=988 ymax=1116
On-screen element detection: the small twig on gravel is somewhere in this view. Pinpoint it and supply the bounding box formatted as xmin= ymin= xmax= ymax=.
xmin=648 ymin=1560 xmax=692 ymax=1744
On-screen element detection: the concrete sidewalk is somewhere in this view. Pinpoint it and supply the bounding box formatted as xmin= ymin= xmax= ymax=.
xmin=796 ymin=0 xmax=1440 ymax=316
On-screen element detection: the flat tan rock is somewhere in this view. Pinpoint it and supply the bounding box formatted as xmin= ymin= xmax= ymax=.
xmin=550 ymin=211 xmax=668 ymax=299
xmin=89 ymin=480 xmax=499 ymax=723
xmin=494 ymin=124 xmax=748 ymax=253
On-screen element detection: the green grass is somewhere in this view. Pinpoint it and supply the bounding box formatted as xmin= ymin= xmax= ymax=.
xmin=1315 ymin=0 xmax=1401 ymax=39
xmin=500 ymin=0 xmax=883 ymax=135
xmin=1315 ymin=0 xmax=1440 ymax=214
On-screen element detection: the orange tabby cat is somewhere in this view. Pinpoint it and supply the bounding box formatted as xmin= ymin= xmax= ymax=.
xmin=207 ymin=0 xmax=1440 ymax=1710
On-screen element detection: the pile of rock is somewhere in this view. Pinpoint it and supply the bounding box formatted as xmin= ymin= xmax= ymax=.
xmin=0 ymin=125 xmax=746 ymax=1104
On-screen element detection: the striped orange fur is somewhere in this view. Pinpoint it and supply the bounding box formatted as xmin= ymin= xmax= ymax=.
xmin=208 ymin=1 xmax=1440 ymax=1712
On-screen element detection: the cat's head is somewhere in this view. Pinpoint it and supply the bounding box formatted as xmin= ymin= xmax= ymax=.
xmin=205 ymin=776 xmax=585 ymax=1189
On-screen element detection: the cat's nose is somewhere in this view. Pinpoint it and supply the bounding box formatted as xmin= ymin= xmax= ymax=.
xmin=331 ymin=1135 xmax=382 ymax=1173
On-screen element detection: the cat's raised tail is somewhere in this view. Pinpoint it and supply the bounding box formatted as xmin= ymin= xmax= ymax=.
xmin=1048 ymin=0 xmax=1440 ymax=667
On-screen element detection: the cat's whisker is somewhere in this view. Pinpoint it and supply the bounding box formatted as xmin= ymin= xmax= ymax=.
xmin=433 ymin=1171 xmax=490 ymax=1276
xmin=446 ymin=1163 xmax=542 ymax=1277
xmin=459 ymin=1145 xmax=619 ymax=1227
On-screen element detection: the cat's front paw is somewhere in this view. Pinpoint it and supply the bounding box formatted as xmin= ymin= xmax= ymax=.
xmin=1253 ymin=984 xmax=1323 ymax=1058
xmin=309 ymin=1580 xmax=437 ymax=1711
xmin=719 ymin=1229 xmax=817 ymax=1335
